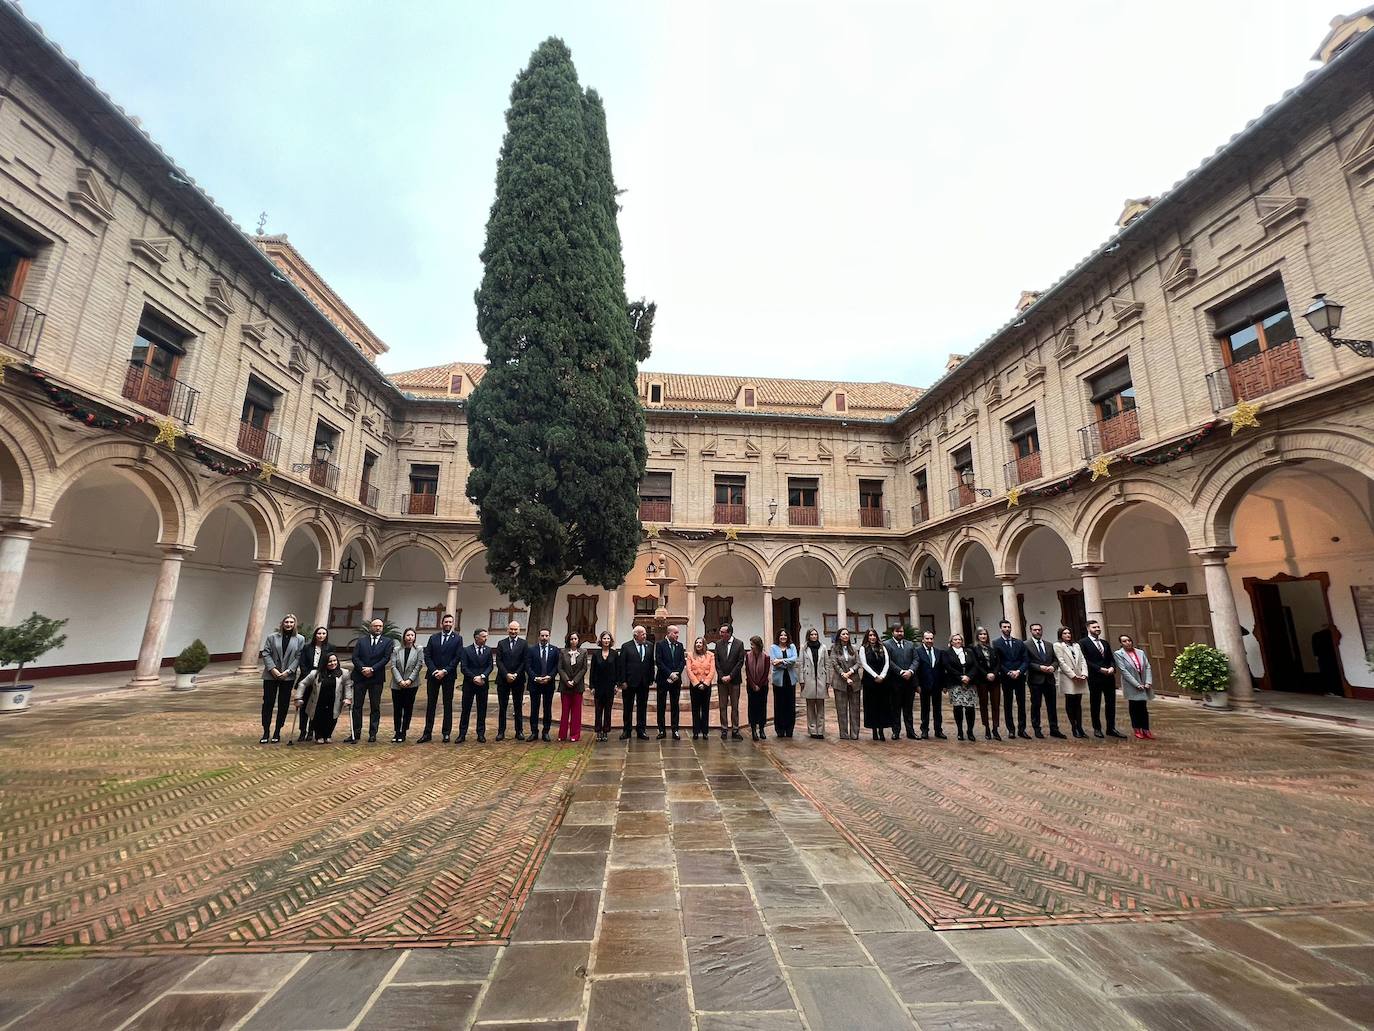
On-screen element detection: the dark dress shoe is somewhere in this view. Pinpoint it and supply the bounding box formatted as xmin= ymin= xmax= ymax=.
xmin=1093 ymin=729 xmax=1104 ymax=738
xmin=259 ymin=735 xmax=270 ymax=744
xmin=542 ymin=731 xmax=551 ymax=741
xmin=759 ymin=729 xmax=767 ymax=739
xmin=417 ymin=734 xmax=432 ymax=744
xmin=656 ymin=730 xmax=667 ymax=740
xmin=1050 ymin=730 xmax=1067 ymax=739
xmin=1017 ymin=730 xmax=1032 ymax=739
xmin=1034 ymin=729 xmax=1045 ymax=739
xmin=1108 ymin=729 xmax=1127 ymax=739
xmin=477 ymin=735 xmax=486 ymax=743
xmin=751 ymin=729 xmax=759 ymax=741
xmin=271 ymin=734 xmax=281 ymax=744
xmin=455 ymin=736 xmax=466 ymax=744
xmin=731 ymin=729 xmax=743 ymax=740
xmin=919 ymin=731 xmax=930 ymax=740
xmin=620 ymin=731 xmax=632 ymax=740
xmin=636 ymin=732 xmax=650 ymax=740
xmin=934 ymin=732 xmax=947 ymax=740
xmin=672 ymin=730 xmax=681 ymax=740
xmin=367 ymin=735 xmax=377 ymax=743
xmin=442 ymin=734 xmax=450 ymax=743
xmin=496 ymin=733 xmax=506 ymax=741
xmin=721 ymin=729 xmax=728 ymax=741
xmin=991 ymin=728 xmax=1002 ymax=741
xmin=516 ymin=732 xmax=526 ymax=741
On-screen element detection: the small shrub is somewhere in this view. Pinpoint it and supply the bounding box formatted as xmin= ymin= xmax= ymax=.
xmin=173 ymin=638 xmax=211 ymax=675
xmin=0 ymin=612 xmax=69 ymax=685
xmin=1173 ymin=642 xmax=1230 ymax=694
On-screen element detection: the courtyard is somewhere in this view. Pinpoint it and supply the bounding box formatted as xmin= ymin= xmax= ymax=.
xmin=1 ymin=679 xmax=1372 ymax=1029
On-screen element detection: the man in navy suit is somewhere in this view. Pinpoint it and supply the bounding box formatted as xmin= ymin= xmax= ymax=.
xmin=458 ymin=627 xmax=495 ymax=743
xmin=914 ymin=630 xmax=946 ymax=739
xmin=527 ymin=628 xmax=559 ymax=741
xmin=495 ymin=619 xmax=530 ymax=741
xmin=619 ymin=625 xmax=655 ymax=740
xmin=418 ymin=612 xmax=462 ymax=743
xmin=993 ymin=618 xmax=1030 ymax=739
xmin=1026 ymin=622 xmax=1064 ymax=739
xmin=653 ymin=625 xmax=685 ymax=741
xmin=350 ymin=617 xmax=394 ymax=744
xmin=884 ymin=624 xmax=918 ymax=739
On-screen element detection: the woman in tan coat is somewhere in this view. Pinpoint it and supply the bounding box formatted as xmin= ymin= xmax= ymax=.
xmin=798 ymin=628 xmax=830 ymax=739
xmin=1053 ymin=626 xmax=1089 ymax=738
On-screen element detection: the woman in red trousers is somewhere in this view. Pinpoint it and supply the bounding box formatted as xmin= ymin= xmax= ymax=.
xmin=558 ymin=632 xmax=588 ymax=742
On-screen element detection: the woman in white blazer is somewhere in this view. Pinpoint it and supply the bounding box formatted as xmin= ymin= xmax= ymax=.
xmin=389 ymin=628 xmax=425 ymax=743
xmin=1113 ymin=633 xmax=1156 ymax=740
xmin=294 ymin=654 xmax=353 ymax=743
xmin=798 ymin=628 xmax=831 ymax=739
xmin=1052 ymin=626 xmax=1089 ymax=738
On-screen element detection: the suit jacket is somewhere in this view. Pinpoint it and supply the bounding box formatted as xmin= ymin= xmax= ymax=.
xmin=352 ymin=634 xmax=394 ymax=687
xmin=423 ymin=630 xmax=463 ymax=682
xmin=496 ymin=636 xmax=529 ymax=687
xmin=940 ymin=646 xmax=976 ymax=689
xmin=559 ymin=647 xmax=589 ymax=692
xmin=829 ymin=645 xmax=860 ymax=693
xmin=1079 ymin=634 xmax=1117 ymax=688
xmin=620 ymin=638 xmax=655 ymax=690
xmin=1025 ymin=636 xmax=1058 ymax=686
xmin=390 ymin=644 xmax=424 ymax=688
xmin=260 ymin=630 xmax=305 ymax=680
xmin=971 ymin=642 xmax=1001 ymax=685
xmin=993 ymin=635 xmax=1029 ymax=681
xmin=589 ymin=648 xmax=621 ymax=691
xmin=528 ymin=640 xmax=561 ymax=690
xmin=1114 ymin=647 xmax=1155 ymax=701
xmin=714 ymin=636 xmax=745 ymax=685
xmin=655 ymin=638 xmax=686 ymax=689
xmin=884 ymin=637 xmax=917 ymax=680
xmin=298 ymin=641 xmax=332 ymax=680
xmin=460 ymin=642 xmax=495 ymax=685
xmin=913 ymin=643 xmax=943 ymax=691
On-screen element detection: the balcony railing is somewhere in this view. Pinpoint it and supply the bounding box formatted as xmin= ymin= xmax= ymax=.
xmin=911 ymin=499 xmax=928 ymax=525
xmin=1079 ymin=408 xmax=1141 ymax=459
xmin=359 ymin=482 xmax=379 ymax=509
xmin=404 ymin=492 xmax=438 ymax=515
xmin=1003 ymin=452 xmax=1043 ymax=488
xmin=714 ymin=502 xmax=747 ymax=525
xmin=0 ymin=293 xmax=45 ymax=356
xmin=947 ymin=484 xmax=979 ymax=512
xmin=1206 ymin=337 xmax=1308 ymax=410
xmin=236 ymin=420 xmax=281 ymax=464
xmin=293 ymin=457 xmax=340 ymax=492
xmin=788 ymin=505 xmax=820 ymax=526
xmin=859 ymin=506 xmax=889 ymax=528
xmin=639 ymin=498 xmax=672 ymax=522
xmin=122 ymin=360 xmax=199 ymax=424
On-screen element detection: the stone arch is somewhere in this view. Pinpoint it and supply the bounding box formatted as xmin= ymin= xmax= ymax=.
xmin=635 ymin=538 xmax=695 ymax=585
xmin=378 ymin=533 xmax=452 ymax=577
xmin=766 ymin=543 xmax=843 ymax=586
xmin=45 ymin=439 xmax=197 ymax=545
xmin=338 ymin=526 xmax=381 ymax=578
xmin=0 ymin=397 xmax=52 ymax=520
xmin=1074 ymin=476 xmax=1200 ymax=565
xmin=908 ymin=545 xmax=943 ymax=585
xmin=944 ymin=525 xmax=999 ymax=583
xmin=846 ymin=547 xmax=912 ymax=590
xmin=187 ymin=482 xmax=282 ymax=562
xmin=278 ymin=509 xmax=340 ymax=571
xmin=997 ymin=509 xmax=1078 ymax=577
xmin=689 ymin=541 xmax=768 ymax=584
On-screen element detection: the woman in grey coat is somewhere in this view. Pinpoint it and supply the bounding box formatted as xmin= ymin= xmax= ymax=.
xmin=294 ymin=653 xmax=353 ymax=743
xmin=259 ymin=614 xmax=305 ymax=744
xmin=829 ymin=628 xmax=861 ymax=740
xmin=390 ymin=627 xmax=424 ymax=742
xmin=798 ymin=628 xmax=831 ymax=739
xmin=1113 ymin=633 xmax=1156 ymax=740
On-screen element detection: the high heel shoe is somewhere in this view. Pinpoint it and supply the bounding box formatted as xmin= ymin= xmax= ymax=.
xmin=991 ymin=728 xmax=1002 ymax=741
xmin=956 ymin=729 xmax=964 ymax=741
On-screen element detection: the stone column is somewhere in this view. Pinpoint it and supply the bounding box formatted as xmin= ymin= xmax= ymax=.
xmin=686 ymin=582 xmax=698 ymax=640
xmin=607 ymin=589 xmax=619 ymax=640
xmin=907 ymin=589 xmax=920 ymax=629
xmin=1193 ymin=547 xmax=1252 ymax=708
xmin=127 ymin=544 xmax=194 ymax=689
xmin=762 ymin=585 xmax=774 ymax=646
xmin=1074 ymin=563 xmax=1104 ymax=626
xmin=237 ymin=560 xmax=280 ymax=673
xmin=314 ymin=571 xmax=336 ymax=632
xmin=944 ymin=579 xmax=962 ymax=642
xmin=998 ymin=574 xmax=1021 ymax=638
xmin=445 ymin=581 xmax=460 ymax=624
xmin=0 ymin=520 xmax=46 ymax=624
xmin=360 ymin=576 xmax=379 ymax=623
xmin=836 ymin=586 xmax=848 ymax=634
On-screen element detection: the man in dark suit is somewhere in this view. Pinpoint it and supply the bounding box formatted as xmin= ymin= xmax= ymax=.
xmin=884 ymin=624 xmax=918 ymax=738
xmin=993 ymin=619 xmax=1030 ymax=739
xmin=619 ymin=624 xmax=655 ymax=740
xmin=914 ymin=630 xmax=945 ymax=739
xmin=1079 ymin=619 xmax=1126 ymax=738
xmin=654 ymin=624 xmax=686 ymax=741
xmin=350 ymin=617 xmax=394 ymax=744
xmin=418 ymin=612 xmax=462 ymax=743
xmin=495 ymin=619 xmax=530 ymax=741
xmin=527 ymin=628 xmax=559 ymax=741
xmin=714 ymin=622 xmax=745 ymax=741
xmin=1026 ymin=623 xmax=1065 ymax=738
xmin=458 ymin=627 xmax=494 ymax=743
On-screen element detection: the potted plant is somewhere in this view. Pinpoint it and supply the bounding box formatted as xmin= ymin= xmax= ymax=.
xmin=1173 ymin=642 xmax=1231 ymax=709
xmin=173 ymin=638 xmax=210 ymax=691
xmin=0 ymin=612 xmax=69 ymax=712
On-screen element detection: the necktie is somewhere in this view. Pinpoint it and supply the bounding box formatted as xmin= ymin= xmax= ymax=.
xmin=638 ymin=644 xmax=644 ymax=661
xmin=541 ymin=645 xmax=547 ymax=664
xmin=442 ymin=633 xmax=448 ymax=646
xmin=371 ymin=636 xmax=378 ymax=647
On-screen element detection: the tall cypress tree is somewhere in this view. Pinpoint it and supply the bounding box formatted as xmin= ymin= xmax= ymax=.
xmin=467 ymin=39 xmax=649 ymax=638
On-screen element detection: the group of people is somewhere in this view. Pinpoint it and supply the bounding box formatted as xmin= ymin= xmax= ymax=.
xmin=256 ymin=613 xmax=1158 ymax=746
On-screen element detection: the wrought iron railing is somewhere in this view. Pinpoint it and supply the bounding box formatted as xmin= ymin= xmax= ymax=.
xmin=0 ymin=293 xmax=45 ymax=356
xmin=858 ymin=506 xmax=889 ymax=528
xmin=911 ymin=499 xmax=928 ymax=525
xmin=404 ymin=492 xmax=438 ymax=515
xmin=236 ymin=420 xmax=281 ymax=463
xmin=293 ymin=457 xmax=340 ymax=491
xmin=639 ymin=498 xmax=672 ymax=522
xmin=122 ymin=359 xmax=199 ymax=424
xmin=359 ymin=482 xmax=379 ymax=509
xmin=947 ymin=484 xmax=979 ymax=512
xmin=788 ymin=505 xmax=820 ymax=526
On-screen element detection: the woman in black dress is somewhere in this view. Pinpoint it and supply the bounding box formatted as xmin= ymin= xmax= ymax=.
xmin=859 ymin=628 xmax=892 ymax=741
xmin=589 ymin=631 xmax=621 ymax=743
xmin=295 ymin=625 xmax=331 ymax=741
xmin=770 ymin=630 xmax=798 ymax=738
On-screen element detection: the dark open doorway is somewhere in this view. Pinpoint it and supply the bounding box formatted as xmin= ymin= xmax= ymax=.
xmin=1243 ymin=571 xmax=1346 ymax=696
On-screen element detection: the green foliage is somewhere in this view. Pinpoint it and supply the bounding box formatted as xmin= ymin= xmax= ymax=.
xmin=173 ymin=638 xmax=210 ymax=675
xmin=467 ymin=38 xmax=649 ymax=621
xmin=1172 ymin=642 xmax=1231 ymax=693
xmin=0 ymin=611 xmax=68 ymax=685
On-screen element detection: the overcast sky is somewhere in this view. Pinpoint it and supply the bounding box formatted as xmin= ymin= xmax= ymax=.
xmin=23 ymin=0 xmax=1342 ymax=386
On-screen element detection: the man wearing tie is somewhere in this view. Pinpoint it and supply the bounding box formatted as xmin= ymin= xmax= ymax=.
xmin=350 ymin=617 xmax=394 ymax=744
xmin=714 ymin=622 xmax=745 ymax=741
xmin=1026 ymin=623 xmax=1065 ymax=738
xmin=418 ymin=613 xmax=462 ymax=743
xmin=654 ymin=625 xmax=686 ymax=741
xmin=1079 ymin=619 xmax=1126 ymax=738
xmin=496 ymin=620 xmax=530 ymax=741
xmin=993 ymin=619 xmax=1030 ymax=739
xmin=619 ymin=625 xmax=655 ymax=741
xmin=884 ymin=624 xmax=918 ymax=739
xmin=914 ymin=630 xmax=946 ymax=739
xmin=458 ymin=627 xmax=494 ymax=743
xmin=527 ymin=628 xmax=560 ymax=741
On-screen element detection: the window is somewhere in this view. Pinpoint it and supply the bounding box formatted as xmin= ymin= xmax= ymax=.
xmin=633 ymin=595 xmax=659 ymax=617
xmin=742 ymin=387 xmax=756 ymax=408
xmin=408 ymin=463 xmax=439 ymax=515
xmin=1084 ymin=361 xmax=1141 ymax=454
xmin=304 ymin=420 xmax=341 ymax=490
xmin=648 ymin=382 xmax=663 ymax=405
xmin=823 ymin=611 xmax=873 ymax=635
xmin=488 ymin=604 xmax=526 ymax=632
xmin=124 ymin=307 xmax=190 ymax=417
xmin=951 ymin=443 xmax=976 ymax=510
xmin=1007 ymin=410 xmax=1039 ymax=459
xmin=449 ymin=373 xmax=463 ymax=395
xmin=913 ymin=469 xmax=929 ymax=523
xmin=1211 ymin=278 xmax=1306 ymax=402
xmin=859 ymin=479 xmax=885 ymax=527
xmin=834 ymin=391 xmax=847 ymax=413
xmin=237 ymin=376 xmax=280 ymax=461
xmin=639 ymin=471 xmax=672 ymax=522
xmin=565 ymin=595 xmax=598 ymax=642
xmin=787 ymin=476 xmax=819 ymax=525
xmin=360 ymin=451 xmax=379 ymax=508
xmin=714 ymin=474 xmax=747 ymax=523
xmin=0 ymin=223 xmax=44 ymax=356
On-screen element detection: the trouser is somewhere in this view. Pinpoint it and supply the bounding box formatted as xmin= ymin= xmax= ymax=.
xmin=954 ymin=705 xmax=976 ymax=736
xmin=805 ymin=697 xmax=826 ymax=736
xmin=261 ymin=679 xmax=292 ymax=736
xmin=920 ymin=682 xmax=943 ymax=735
xmin=622 ymin=683 xmax=649 ymax=734
xmin=593 ymin=686 xmax=616 ymax=734
xmin=1090 ymin=681 xmax=1118 ymax=731
xmin=1001 ymin=677 xmax=1027 ymax=733
xmin=747 ymin=687 xmax=768 ymax=731
xmin=496 ymin=674 xmax=526 ymax=737
xmin=690 ymin=686 xmax=711 ymax=735
xmin=391 ymin=687 xmax=417 ymax=738
xmin=896 ymin=678 xmax=917 ymax=736
xmin=423 ymin=677 xmax=455 ymax=738
xmin=1031 ymin=681 xmax=1060 ymax=733
xmin=773 ymin=681 xmax=796 ymax=736
xmin=832 ymin=686 xmax=859 ymax=739
xmin=351 ymin=681 xmax=384 ymax=739
xmin=531 ymin=679 xmax=556 ymax=736
xmin=559 ymin=691 xmax=583 ymax=741
xmin=717 ymin=681 xmax=741 ymax=730
xmin=656 ymin=682 xmax=681 ymax=731
xmin=459 ymin=682 xmax=488 ymax=739
xmin=310 ymin=707 xmax=338 ymax=741
xmin=1065 ymin=694 xmax=1084 ymax=731
xmin=1128 ymin=698 xmax=1150 ymax=730
xmin=976 ymin=681 xmax=1001 ymax=729
xmin=294 ymin=676 xmax=313 ymax=739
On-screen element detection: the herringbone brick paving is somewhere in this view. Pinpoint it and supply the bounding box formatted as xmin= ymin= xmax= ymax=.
xmin=0 ymin=678 xmax=585 ymax=953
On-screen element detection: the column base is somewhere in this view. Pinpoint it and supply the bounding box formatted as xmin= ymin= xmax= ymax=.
xmin=125 ymin=675 xmax=163 ymax=690
xmin=235 ymin=665 xmax=260 ymax=676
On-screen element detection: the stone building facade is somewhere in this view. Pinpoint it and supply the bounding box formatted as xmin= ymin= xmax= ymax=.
xmin=0 ymin=4 xmax=1372 ymax=703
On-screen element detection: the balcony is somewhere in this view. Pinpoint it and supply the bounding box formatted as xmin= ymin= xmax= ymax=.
xmin=911 ymin=499 xmax=928 ymax=524
xmin=404 ymin=492 xmax=438 ymax=516
xmin=947 ymin=484 xmax=979 ymax=512
xmin=1079 ymin=408 xmax=1141 ymax=459
xmin=1003 ymin=452 xmax=1043 ymax=488
xmin=293 ymin=457 xmax=340 ymax=492
xmin=122 ymin=360 xmax=199 ymax=424
xmin=1206 ymin=337 xmax=1308 ymax=410
xmin=788 ymin=505 xmax=820 ymax=526
xmin=714 ymin=502 xmax=747 ymax=525
xmin=359 ymin=482 xmax=379 ymax=509
xmin=0 ymin=293 xmax=45 ymax=356
xmin=236 ymin=420 xmax=281 ymax=464
xmin=639 ymin=498 xmax=672 ymax=523
xmin=858 ymin=506 xmax=889 ymax=528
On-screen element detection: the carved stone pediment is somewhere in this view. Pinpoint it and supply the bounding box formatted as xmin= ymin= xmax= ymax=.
xmin=130 ymin=237 xmax=172 ymax=266
xmin=1023 ymin=364 xmax=1047 ymax=387
xmin=68 ymin=167 xmax=114 ymax=223
xmin=1106 ymin=296 xmax=1143 ymax=329
xmin=241 ymin=320 xmax=268 ymax=346
xmin=1162 ymin=248 xmax=1197 ymax=295
xmin=1256 ymin=194 xmax=1309 ymax=234
xmin=982 ymin=379 xmax=1003 ymax=405
xmin=1052 ymin=327 xmax=1078 ymax=362
xmin=205 ymin=276 xmax=234 ymax=320
xmin=1341 ymin=118 xmax=1374 ymax=182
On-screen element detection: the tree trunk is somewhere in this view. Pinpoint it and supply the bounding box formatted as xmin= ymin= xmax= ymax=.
xmin=526 ymin=589 xmax=558 ymax=645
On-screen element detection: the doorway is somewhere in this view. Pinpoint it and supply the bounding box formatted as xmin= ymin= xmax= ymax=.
xmin=1243 ymin=572 xmax=1345 ymax=696
xmin=1058 ymin=589 xmax=1087 ymax=640
xmin=772 ymin=596 xmax=800 ymax=647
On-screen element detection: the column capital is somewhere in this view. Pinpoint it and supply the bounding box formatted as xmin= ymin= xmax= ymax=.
xmin=685 ymin=581 xmax=699 ymax=591
xmin=1071 ymin=562 xmax=1102 ymax=575
xmin=834 ymin=581 xmax=850 ymax=592
xmin=761 ymin=583 xmax=775 ymax=593
xmin=943 ymin=579 xmax=963 ymax=589
xmin=318 ymin=569 xmax=338 ymax=580
xmin=255 ymin=559 xmax=282 ymax=571
xmin=159 ymin=543 xmax=195 ymax=558
xmin=996 ymin=572 xmax=1019 ymax=585
xmin=2 ymin=517 xmax=51 ymax=536
xmin=445 ymin=579 xmax=461 ymax=589
xmin=361 ymin=574 xmax=382 ymax=584
xmin=1189 ymin=546 xmax=1237 ymax=563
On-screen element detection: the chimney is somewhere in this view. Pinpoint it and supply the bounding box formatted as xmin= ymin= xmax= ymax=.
xmin=1016 ymin=290 xmax=1041 ymax=313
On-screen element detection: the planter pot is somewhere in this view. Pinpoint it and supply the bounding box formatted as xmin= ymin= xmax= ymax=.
xmin=173 ymin=672 xmax=198 ymax=692
xmin=0 ymin=684 xmax=33 ymax=712
xmin=1203 ymin=690 xmax=1229 ymax=710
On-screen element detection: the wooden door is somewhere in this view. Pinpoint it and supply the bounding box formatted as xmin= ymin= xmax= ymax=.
xmin=773 ymin=596 xmax=799 ymax=648
xmin=1102 ymin=594 xmax=1214 ymax=695
xmin=1058 ymin=589 xmax=1087 ymax=640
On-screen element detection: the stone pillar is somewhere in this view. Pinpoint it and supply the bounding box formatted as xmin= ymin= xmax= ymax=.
xmin=944 ymin=579 xmax=962 ymax=642
xmin=314 ymin=571 xmax=336 ymax=632
xmin=360 ymin=576 xmax=379 ymax=623
xmin=0 ymin=520 xmax=45 ymax=624
xmin=1194 ymin=547 xmax=1252 ymax=708
xmin=907 ymin=589 xmax=920 ymax=629
xmin=686 ymin=582 xmax=698 ymax=641
xmin=237 ymin=560 xmax=280 ymax=673
xmin=1074 ymin=563 xmax=1104 ymax=626
xmin=998 ymin=575 xmax=1021 ymax=638
xmin=607 ymin=589 xmax=619 ymax=640
xmin=762 ymin=585 xmax=774 ymax=646
xmin=445 ymin=581 xmax=460 ymax=625
xmin=128 ymin=544 xmax=194 ymax=688
xmin=836 ymin=586 xmax=848 ymax=634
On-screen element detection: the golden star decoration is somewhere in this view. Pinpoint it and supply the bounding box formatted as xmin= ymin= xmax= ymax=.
xmin=1088 ymin=453 xmax=1116 ymax=482
xmin=1006 ymin=486 xmax=1021 ymax=508
xmin=152 ymin=418 xmax=185 ymax=451
xmin=1230 ymin=400 xmax=1261 ymax=435
xmin=724 ymin=527 xmax=740 ymax=540
xmin=645 ymin=524 xmax=660 ymax=539
xmin=0 ymin=353 xmax=18 ymax=383
xmin=257 ymin=461 xmax=276 ymax=482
